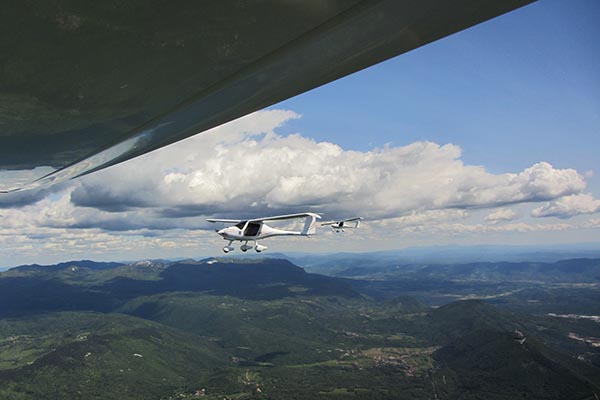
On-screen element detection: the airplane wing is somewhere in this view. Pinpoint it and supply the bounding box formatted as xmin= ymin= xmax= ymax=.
xmin=0 ymin=1 xmax=534 ymax=192
xmin=321 ymin=217 xmax=363 ymax=225
xmin=206 ymin=219 xmax=243 ymax=224
xmin=207 ymin=213 xmax=321 ymax=224
xmin=248 ymin=213 xmax=322 ymax=223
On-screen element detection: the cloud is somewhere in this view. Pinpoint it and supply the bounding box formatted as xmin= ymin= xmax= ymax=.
xmin=377 ymin=209 xmax=469 ymax=229
xmin=531 ymin=193 xmax=600 ymax=219
xmin=426 ymin=221 xmax=573 ymax=235
xmin=369 ymin=210 xmax=570 ymax=236
xmin=0 ymin=185 xmax=62 ymax=209
xmin=485 ymin=208 xmax=518 ymax=224
xmin=583 ymin=218 xmax=600 ymax=229
xmin=0 ymin=187 xmax=213 ymax=232
xmin=1 ymin=108 xmax=598 ymax=266
xmin=66 ymin=110 xmax=587 ymax=229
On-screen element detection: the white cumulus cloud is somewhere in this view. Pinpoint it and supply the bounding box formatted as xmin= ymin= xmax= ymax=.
xmin=66 ymin=110 xmax=587 ymax=227
xmin=1 ymin=108 xmax=598 ymax=265
xmin=485 ymin=208 xmax=518 ymax=224
xmin=532 ymin=193 xmax=600 ymax=219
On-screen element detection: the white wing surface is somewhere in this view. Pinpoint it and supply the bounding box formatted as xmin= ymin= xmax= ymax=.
xmin=249 ymin=213 xmax=321 ymax=223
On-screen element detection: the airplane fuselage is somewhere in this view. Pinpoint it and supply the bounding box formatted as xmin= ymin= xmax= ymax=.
xmin=208 ymin=213 xmax=357 ymax=253
xmin=208 ymin=213 xmax=320 ymax=252
xmin=216 ymin=223 xmax=300 ymax=242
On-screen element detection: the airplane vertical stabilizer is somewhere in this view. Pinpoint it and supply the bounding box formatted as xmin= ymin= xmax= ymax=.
xmin=301 ymin=214 xmax=319 ymax=236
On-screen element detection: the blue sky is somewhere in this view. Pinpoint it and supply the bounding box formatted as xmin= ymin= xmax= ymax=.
xmin=275 ymin=0 xmax=600 ymax=180
xmin=2 ymin=0 xmax=600 ymax=266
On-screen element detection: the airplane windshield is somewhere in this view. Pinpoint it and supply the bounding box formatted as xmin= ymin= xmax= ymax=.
xmin=235 ymin=221 xmax=247 ymax=229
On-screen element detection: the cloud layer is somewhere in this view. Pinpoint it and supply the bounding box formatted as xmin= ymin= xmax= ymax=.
xmin=532 ymin=194 xmax=600 ymax=219
xmin=485 ymin=208 xmax=518 ymax=224
xmin=65 ymin=110 xmax=587 ymax=228
xmin=0 ymin=109 xmax=598 ymax=265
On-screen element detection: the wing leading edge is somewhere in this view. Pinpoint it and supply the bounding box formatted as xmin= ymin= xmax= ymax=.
xmin=1 ymin=0 xmax=535 ymax=192
xmin=206 ymin=219 xmax=243 ymax=224
xmin=249 ymin=213 xmax=321 ymax=223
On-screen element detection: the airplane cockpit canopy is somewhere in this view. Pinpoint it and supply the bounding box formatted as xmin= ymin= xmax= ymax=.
xmin=235 ymin=221 xmax=248 ymax=230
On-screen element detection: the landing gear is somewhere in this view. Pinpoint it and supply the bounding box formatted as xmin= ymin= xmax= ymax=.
xmin=222 ymin=241 xmax=235 ymax=253
xmin=255 ymin=243 xmax=267 ymax=253
xmin=240 ymin=241 xmax=253 ymax=252
xmin=222 ymin=240 xmax=266 ymax=253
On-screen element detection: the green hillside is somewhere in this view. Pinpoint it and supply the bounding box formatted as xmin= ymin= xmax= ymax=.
xmin=1 ymin=257 xmax=599 ymax=399
xmin=434 ymin=332 xmax=600 ymax=399
xmin=0 ymin=312 xmax=228 ymax=400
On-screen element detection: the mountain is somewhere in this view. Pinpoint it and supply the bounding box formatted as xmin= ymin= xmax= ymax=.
xmin=0 ymin=312 xmax=228 ymax=399
xmin=0 ymin=258 xmax=359 ymax=318
xmin=414 ymin=300 xmax=525 ymax=343
xmin=287 ymin=245 xmax=600 ymax=271
xmin=404 ymin=300 xmax=600 ymax=399
xmin=312 ymin=258 xmax=600 ymax=314
xmin=102 ymin=258 xmax=359 ymax=300
xmin=316 ymin=258 xmax=600 ymax=283
xmin=9 ymin=259 xmax=124 ymax=272
xmin=434 ymin=331 xmax=600 ymax=399
xmin=415 ymin=258 xmax=600 ymax=283
xmin=1 ymin=256 xmax=600 ymax=399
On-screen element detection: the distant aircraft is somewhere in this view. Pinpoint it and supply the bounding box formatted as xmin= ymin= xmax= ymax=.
xmin=207 ymin=213 xmax=362 ymax=253
xmin=321 ymin=217 xmax=363 ymax=233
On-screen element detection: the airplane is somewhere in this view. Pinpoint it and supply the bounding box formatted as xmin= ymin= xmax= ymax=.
xmin=321 ymin=217 xmax=363 ymax=233
xmin=207 ymin=213 xmax=362 ymax=253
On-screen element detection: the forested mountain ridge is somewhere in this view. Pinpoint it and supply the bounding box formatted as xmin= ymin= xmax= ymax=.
xmin=1 ymin=257 xmax=599 ymax=399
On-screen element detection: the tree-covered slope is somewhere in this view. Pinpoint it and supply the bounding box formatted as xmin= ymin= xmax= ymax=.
xmin=0 ymin=312 xmax=228 ymax=400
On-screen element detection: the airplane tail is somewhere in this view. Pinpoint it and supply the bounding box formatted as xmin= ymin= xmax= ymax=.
xmin=301 ymin=214 xmax=320 ymax=236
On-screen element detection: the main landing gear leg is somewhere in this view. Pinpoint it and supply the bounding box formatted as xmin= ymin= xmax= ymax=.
xmin=240 ymin=241 xmax=252 ymax=252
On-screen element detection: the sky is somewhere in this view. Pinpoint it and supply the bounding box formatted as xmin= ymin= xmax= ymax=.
xmin=1 ymin=0 xmax=600 ymax=266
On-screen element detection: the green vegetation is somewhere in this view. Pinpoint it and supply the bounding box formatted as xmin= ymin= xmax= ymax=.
xmin=1 ymin=257 xmax=600 ymax=399
xmin=0 ymin=312 xmax=227 ymax=399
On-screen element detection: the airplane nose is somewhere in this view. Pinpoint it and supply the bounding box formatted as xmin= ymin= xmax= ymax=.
xmin=216 ymin=228 xmax=225 ymax=236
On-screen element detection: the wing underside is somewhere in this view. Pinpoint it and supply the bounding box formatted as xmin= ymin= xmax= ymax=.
xmin=207 ymin=213 xmax=321 ymax=225
xmin=0 ymin=0 xmax=534 ymax=192
xmin=249 ymin=213 xmax=322 ymax=223
xmin=206 ymin=219 xmax=242 ymax=224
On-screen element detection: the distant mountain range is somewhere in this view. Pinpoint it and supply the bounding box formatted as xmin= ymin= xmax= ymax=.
xmin=0 ymin=258 xmax=358 ymax=318
xmin=314 ymin=257 xmax=600 ymax=283
xmin=265 ymin=243 xmax=600 ymax=266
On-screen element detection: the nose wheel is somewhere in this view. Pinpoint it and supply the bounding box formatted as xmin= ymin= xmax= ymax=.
xmin=222 ymin=241 xmax=234 ymax=253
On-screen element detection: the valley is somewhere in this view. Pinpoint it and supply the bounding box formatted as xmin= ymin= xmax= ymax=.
xmin=0 ymin=256 xmax=599 ymax=399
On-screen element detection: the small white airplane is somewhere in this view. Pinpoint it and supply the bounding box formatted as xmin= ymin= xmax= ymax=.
xmin=321 ymin=216 xmax=363 ymax=233
xmin=207 ymin=213 xmax=362 ymax=253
